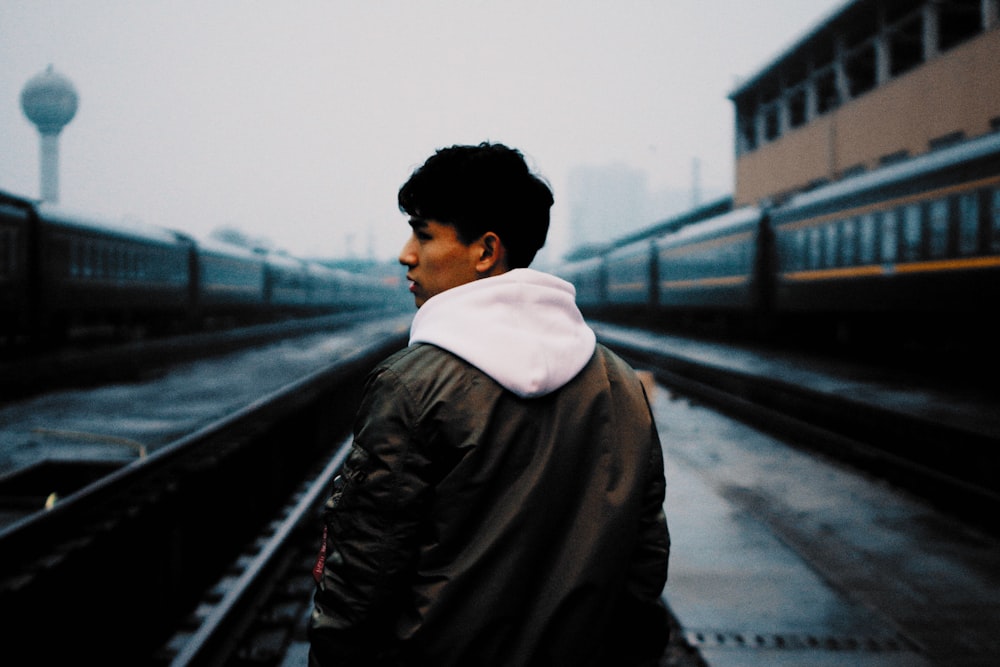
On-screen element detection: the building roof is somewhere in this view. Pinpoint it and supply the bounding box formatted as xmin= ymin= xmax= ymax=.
xmin=728 ymin=0 xmax=857 ymax=101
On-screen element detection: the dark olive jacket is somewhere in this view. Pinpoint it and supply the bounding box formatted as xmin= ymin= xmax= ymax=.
xmin=309 ymin=341 xmax=670 ymax=667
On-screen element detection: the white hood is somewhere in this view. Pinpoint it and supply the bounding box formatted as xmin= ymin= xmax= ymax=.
xmin=409 ymin=269 xmax=597 ymax=398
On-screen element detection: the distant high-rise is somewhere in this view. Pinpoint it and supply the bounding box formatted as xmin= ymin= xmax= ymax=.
xmin=21 ymin=65 xmax=79 ymax=203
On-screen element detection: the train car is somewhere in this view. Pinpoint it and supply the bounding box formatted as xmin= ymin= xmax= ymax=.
xmin=262 ymin=251 xmax=311 ymax=312
xmin=655 ymin=206 xmax=767 ymax=319
xmin=603 ymin=238 xmax=656 ymax=318
xmin=34 ymin=204 xmax=193 ymax=339
xmin=303 ymin=261 xmax=344 ymax=311
xmin=298 ymin=261 xmax=372 ymax=313
xmin=556 ymin=255 xmax=605 ymax=311
xmin=768 ymin=131 xmax=1000 ymax=340
xmin=335 ymin=268 xmax=372 ymax=311
xmin=0 ymin=192 xmax=35 ymax=343
xmin=194 ymin=239 xmax=267 ymax=324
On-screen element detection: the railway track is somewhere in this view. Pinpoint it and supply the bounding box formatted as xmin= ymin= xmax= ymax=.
xmin=0 ymin=330 xmax=407 ymax=664
xmin=152 ymin=435 xmax=351 ymax=667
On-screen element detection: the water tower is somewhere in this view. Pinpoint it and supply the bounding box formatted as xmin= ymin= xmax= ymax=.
xmin=20 ymin=65 xmax=79 ymax=203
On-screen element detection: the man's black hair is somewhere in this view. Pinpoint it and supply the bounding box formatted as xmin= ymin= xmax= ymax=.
xmin=398 ymin=142 xmax=554 ymax=268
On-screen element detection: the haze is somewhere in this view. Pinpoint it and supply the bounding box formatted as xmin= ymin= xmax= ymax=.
xmin=1 ymin=1 xmax=845 ymax=262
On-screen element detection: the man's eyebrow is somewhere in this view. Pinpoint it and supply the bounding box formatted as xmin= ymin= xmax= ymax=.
xmin=408 ymin=217 xmax=428 ymax=229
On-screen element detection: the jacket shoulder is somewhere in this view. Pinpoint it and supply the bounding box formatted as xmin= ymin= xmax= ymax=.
xmin=368 ymin=343 xmax=485 ymax=397
xmin=594 ymin=343 xmax=641 ymax=380
xmin=375 ymin=342 xmax=466 ymax=375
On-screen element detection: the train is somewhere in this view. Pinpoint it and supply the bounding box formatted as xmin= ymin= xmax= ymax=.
xmin=558 ymin=130 xmax=1000 ymax=353
xmin=0 ymin=191 xmax=403 ymax=347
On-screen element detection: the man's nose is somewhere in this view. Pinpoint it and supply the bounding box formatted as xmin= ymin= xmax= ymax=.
xmin=398 ymin=237 xmax=417 ymax=266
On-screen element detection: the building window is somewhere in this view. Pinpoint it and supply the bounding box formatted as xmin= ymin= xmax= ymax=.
xmin=815 ymin=68 xmax=839 ymax=114
xmin=938 ymin=0 xmax=983 ymax=52
xmin=788 ymin=87 xmax=807 ymax=128
xmin=888 ymin=13 xmax=924 ymax=77
xmin=763 ymin=104 xmax=780 ymax=142
xmin=738 ymin=117 xmax=757 ymax=152
xmin=845 ymin=42 xmax=877 ymax=97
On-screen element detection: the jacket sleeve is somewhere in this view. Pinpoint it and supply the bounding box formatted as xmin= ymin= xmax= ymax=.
xmin=609 ymin=410 xmax=672 ymax=665
xmin=309 ymin=365 xmax=429 ymax=666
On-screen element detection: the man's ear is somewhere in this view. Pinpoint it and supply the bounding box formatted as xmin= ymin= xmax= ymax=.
xmin=475 ymin=231 xmax=507 ymax=275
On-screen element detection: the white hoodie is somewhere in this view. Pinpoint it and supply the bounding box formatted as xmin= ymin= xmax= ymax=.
xmin=408 ymin=269 xmax=597 ymax=398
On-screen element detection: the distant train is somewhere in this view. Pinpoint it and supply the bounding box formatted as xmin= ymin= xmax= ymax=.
xmin=559 ymin=131 xmax=1000 ymax=350
xmin=0 ymin=192 xmax=402 ymax=347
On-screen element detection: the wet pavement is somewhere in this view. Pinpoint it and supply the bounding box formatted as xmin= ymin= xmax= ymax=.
xmin=643 ymin=345 xmax=1000 ymax=666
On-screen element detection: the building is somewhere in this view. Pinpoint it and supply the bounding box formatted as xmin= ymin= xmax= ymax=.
xmin=730 ymin=0 xmax=1000 ymax=206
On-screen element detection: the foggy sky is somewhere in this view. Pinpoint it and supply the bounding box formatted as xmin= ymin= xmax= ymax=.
xmin=1 ymin=1 xmax=846 ymax=262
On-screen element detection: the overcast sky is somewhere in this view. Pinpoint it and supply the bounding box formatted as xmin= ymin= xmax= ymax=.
xmin=1 ymin=1 xmax=845 ymax=262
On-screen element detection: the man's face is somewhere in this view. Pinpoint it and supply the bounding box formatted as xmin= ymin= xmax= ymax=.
xmin=398 ymin=218 xmax=482 ymax=308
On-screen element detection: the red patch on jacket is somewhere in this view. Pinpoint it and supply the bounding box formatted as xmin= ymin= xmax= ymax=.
xmin=312 ymin=525 xmax=327 ymax=583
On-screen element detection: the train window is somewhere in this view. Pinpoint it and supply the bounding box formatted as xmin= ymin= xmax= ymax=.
xmin=927 ymin=199 xmax=949 ymax=259
xmin=957 ymin=192 xmax=979 ymax=256
xmin=0 ymin=229 xmax=10 ymax=278
xmin=794 ymin=230 xmax=807 ymax=271
xmin=880 ymin=210 xmax=898 ymax=262
xmin=841 ymin=218 xmax=857 ymax=265
xmin=101 ymin=246 xmax=111 ymax=279
xmin=84 ymin=242 xmax=94 ymax=278
xmin=991 ymin=188 xmax=1000 ymax=253
xmin=809 ymin=227 xmax=822 ymax=269
xmin=901 ymin=204 xmax=922 ymax=261
xmin=858 ymin=213 xmax=876 ymax=264
xmin=68 ymin=240 xmax=80 ymax=278
xmin=824 ymin=223 xmax=838 ymax=267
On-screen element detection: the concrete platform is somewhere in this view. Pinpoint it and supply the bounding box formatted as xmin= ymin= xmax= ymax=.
xmin=630 ymin=336 xmax=1000 ymax=666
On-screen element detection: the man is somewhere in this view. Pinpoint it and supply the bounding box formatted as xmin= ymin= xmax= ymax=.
xmin=309 ymin=142 xmax=670 ymax=667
